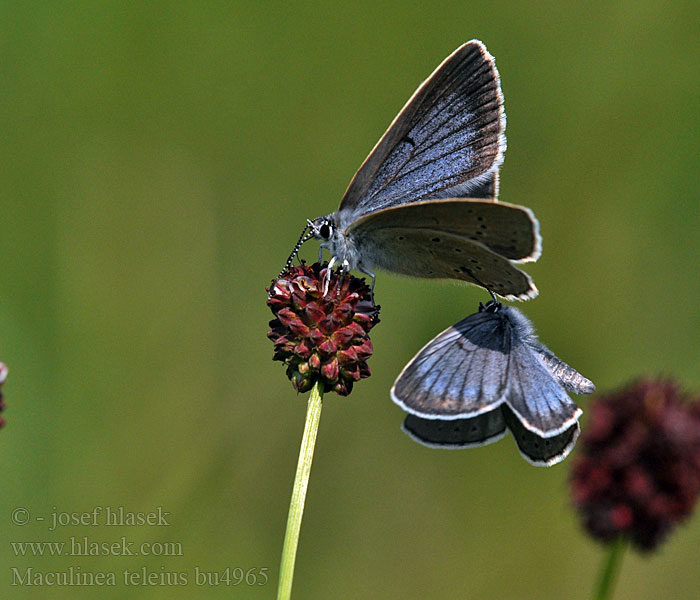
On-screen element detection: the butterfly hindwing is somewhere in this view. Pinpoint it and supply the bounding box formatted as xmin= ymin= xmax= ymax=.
xmin=402 ymin=410 xmax=507 ymax=449
xmin=502 ymin=405 xmax=580 ymax=466
xmin=346 ymin=197 xmax=541 ymax=262
xmin=352 ymin=225 xmax=537 ymax=300
xmin=404 ymin=406 xmax=580 ymax=465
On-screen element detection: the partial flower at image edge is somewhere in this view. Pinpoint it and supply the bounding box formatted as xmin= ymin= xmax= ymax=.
xmin=570 ymin=377 xmax=700 ymax=552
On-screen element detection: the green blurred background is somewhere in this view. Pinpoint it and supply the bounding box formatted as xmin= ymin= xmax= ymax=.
xmin=1 ymin=2 xmax=698 ymax=598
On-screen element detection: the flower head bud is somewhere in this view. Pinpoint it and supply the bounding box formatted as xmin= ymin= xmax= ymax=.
xmin=267 ymin=263 xmax=380 ymax=396
xmin=570 ymin=378 xmax=700 ymax=551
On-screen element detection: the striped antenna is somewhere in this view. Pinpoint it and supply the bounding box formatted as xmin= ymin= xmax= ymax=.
xmin=269 ymin=222 xmax=314 ymax=296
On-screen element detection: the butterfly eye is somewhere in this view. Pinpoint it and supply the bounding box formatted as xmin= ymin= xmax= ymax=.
xmin=319 ymin=223 xmax=332 ymax=239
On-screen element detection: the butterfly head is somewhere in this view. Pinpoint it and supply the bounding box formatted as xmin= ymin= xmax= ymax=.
xmin=308 ymin=215 xmax=336 ymax=243
xmin=479 ymin=300 xmax=502 ymax=313
xmin=309 ymin=214 xmax=359 ymax=273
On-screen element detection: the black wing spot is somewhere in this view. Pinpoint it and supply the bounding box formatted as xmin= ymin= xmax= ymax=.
xmin=397 ymin=235 xmax=405 ymax=241
xmin=477 ymin=216 xmax=484 ymax=222
xmin=476 ymin=231 xmax=484 ymax=236
xmin=470 ymin=258 xmax=478 ymax=264
xmin=454 ymin=247 xmax=462 ymax=253
xmin=431 ymin=237 xmax=441 ymax=243
xmin=479 ymin=224 xmax=487 ymax=230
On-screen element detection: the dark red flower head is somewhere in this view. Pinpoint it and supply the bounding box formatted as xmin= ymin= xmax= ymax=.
xmin=0 ymin=362 xmax=7 ymax=428
xmin=570 ymin=378 xmax=700 ymax=551
xmin=267 ymin=263 xmax=380 ymax=396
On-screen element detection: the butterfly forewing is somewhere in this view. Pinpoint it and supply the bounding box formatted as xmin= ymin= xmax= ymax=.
xmin=339 ymin=40 xmax=505 ymax=218
xmin=503 ymin=324 xmax=583 ymax=437
xmin=391 ymin=311 xmax=510 ymax=418
xmin=432 ymin=171 xmax=498 ymax=200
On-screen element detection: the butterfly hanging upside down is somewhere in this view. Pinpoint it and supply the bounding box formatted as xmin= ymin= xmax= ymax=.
xmin=392 ymin=300 xmax=595 ymax=466
xmin=279 ymin=40 xmax=541 ymax=301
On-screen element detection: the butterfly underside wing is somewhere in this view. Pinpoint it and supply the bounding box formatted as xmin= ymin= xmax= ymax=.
xmin=391 ymin=302 xmax=595 ymax=465
xmin=346 ymin=198 xmax=541 ymax=300
xmin=348 ymin=199 xmax=539 ymax=262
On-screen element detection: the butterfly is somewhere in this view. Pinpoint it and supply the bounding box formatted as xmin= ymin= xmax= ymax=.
xmin=279 ymin=40 xmax=541 ymax=301
xmin=391 ymin=300 xmax=595 ymax=465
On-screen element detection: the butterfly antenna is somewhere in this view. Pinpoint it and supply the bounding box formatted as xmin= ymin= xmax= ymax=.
xmin=269 ymin=222 xmax=313 ymax=296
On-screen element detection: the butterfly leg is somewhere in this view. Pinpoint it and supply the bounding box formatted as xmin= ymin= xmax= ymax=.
xmin=461 ymin=265 xmax=497 ymax=302
xmin=331 ymin=258 xmax=352 ymax=297
xmin=358 ymin=265 xmax=377 ymax=302
xmin=322 ymin=256 xmax=337 ymax=296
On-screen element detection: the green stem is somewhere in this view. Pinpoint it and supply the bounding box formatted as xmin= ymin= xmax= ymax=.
xmin=593 ymin=536 xmax=627 ymax=600
xmin=277 ymin=381 xmax=324 ymax=600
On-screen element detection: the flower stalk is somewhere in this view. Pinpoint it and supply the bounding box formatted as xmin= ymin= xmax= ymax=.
xmin=593 ymin=536 xmax=626 ymax=600
xmin=277 ymin=380 xmax=324 ymax=600
xmin=268 ymin=263 xmax=379 ymax=597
